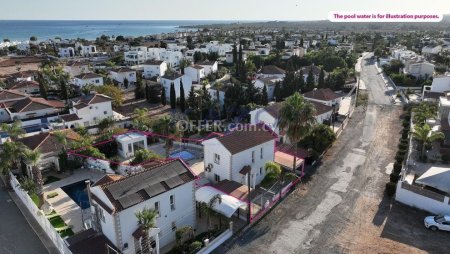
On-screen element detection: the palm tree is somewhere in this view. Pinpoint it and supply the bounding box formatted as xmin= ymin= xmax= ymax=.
xmin=19 ymin=176 xmax=36 ymax=195
xmin=132 ymin=108 xmax=150 ymax=131
xmin=277 ymin=92 xmax=316 ymax=170
xmin=158 ymin=116 xmax=173 ymax=158
xmin=199 ymin=194 xmax=222 ymax=230
xmin=0 ymin=141 xmax=25 ymax=180
xmin=412 ymin=124 xmax=444 ymax=158
xmin=23 ymin=149 xmax=44 ymax=208
xmin=53 ymin=130 xmax=68 ymax=150
xmin=135 ymin=207 xmax=157 ymax=254
xmin=0 ymin=120 xmax=25 ymax=140
xmin=264 ymin=161 xmax=297 ymax=199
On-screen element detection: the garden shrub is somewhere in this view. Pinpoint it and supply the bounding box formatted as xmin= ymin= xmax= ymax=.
xmin=386 ymin=182 xmax=397 ymax=197
xmin=390 ymin=173 xmax=400 ymax=183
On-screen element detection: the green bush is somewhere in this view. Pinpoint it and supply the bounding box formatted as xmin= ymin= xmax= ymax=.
xmin=386 ymin=182 xmax=397 ymax=197
xmin=397 ymin=149 xmax=407 ymax=157
xmin=390 ymin=173 xmax=400 ymax=183
xmin=395 ymin=154 xmax=405 ymax=163
xmin=401 ymin=131 xmax=408 ymax=139
xmin=398 ymin=143 xmax=408 ymax=150
xmin=402 ymin=121 xmax=410 ymax=128
xmin=189 ymin=241 xmax=203 ymax=253
xmin=393 ymin=162 xmax=402 ymax=174
xmin=442 ymin=154 xmax=450 ymax=162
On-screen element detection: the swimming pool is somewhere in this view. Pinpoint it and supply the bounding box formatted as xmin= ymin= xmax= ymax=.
xmin=170 ymin=150 xmax=195 ymax=161
xmin=61 ymin=180 xmax=90 ymax=209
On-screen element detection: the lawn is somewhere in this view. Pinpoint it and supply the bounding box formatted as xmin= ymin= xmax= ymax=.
xmin=49 ymin=216 xmax=65 ymax=228
xmin=30 ymin=193 xmax=39 ymax=206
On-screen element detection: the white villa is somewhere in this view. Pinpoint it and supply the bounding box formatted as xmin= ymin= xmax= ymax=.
xmin=202 ymin=125 xmax=276 ymax=188
xmin=74 ymin=73 xmax=104 ymax=88
xmin=88 ymin=159 xmax=197 ymax=253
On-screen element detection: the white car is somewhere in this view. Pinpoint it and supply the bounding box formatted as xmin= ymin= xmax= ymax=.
xmin=424 ymin=215 xmax=450 ymax=231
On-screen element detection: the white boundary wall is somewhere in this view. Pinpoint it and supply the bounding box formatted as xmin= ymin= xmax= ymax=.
xmin=10 ymin=173 xmax=72 ymax=254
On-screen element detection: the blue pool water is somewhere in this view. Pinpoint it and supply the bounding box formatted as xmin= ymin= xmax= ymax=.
xmin=61 ymin=180 xmax=90 ymax=209
xmin=170 ymin=151 xmax=195 ymax=161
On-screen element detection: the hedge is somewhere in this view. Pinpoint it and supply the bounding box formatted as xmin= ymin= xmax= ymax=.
xmin=390 ymin=173 xmax=400 ymax=183
xmin=386 ymin=182 xmax=397 ymax=197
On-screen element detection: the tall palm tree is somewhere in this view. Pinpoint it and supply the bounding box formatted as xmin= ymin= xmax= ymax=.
xmin=53 ymin=130 xmax=68 ymax=150
xmin=412 ymin=124 xmax=444 ymax=158
xmin=135 ymin=207 xmax=157 ymax=254
xmin=23 ymin=149 xmax=44 ymax=208
xmin=277 ymin=92 xmax=316 ymax=170
xmin=0 ymin=120 xmax=25 ymax=140
xmin=158 ymin=116 xmax=173 ymax=158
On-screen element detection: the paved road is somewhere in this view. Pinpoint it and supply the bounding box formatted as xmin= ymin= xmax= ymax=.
xmin=0 ymin=184 xmax=48 ymax=254
xmin=218 ymin=53 xmax=397 ymax=253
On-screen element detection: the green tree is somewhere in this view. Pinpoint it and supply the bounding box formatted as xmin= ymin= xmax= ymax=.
xmin=318 ymin=68 xmax=325 ymax=88
xmin=170 ymin=83 xmax=176 ymax=109
xmin=135 ymin=208 xmax=158 ymax=253
xmin=131 ymin=149 xmax=161 ymax=165
xmin=299 ymin=124 xmax=336 ymax=154
xmin=133 ymin=108 xmax=150 ymax=131
xmin=261 ymin=85 xmax=268 ymax=106
xmin=278 ymin=93 xmax=316 ymax=170
xmin=23 ymin=149 xmax=44 ymax=208
xmin=94 ymin=85 xmax=124 ymax=108
xmin=0 ymin=141 xmax=25 ymax=189
xmin=306 ymin=67 xmax=316 ymax=92
xmin=412 ymin=124 xmax=444 ymax=158
xmin=37 ymin=72 xmax=48 ymax=99
xmin=1 ymin=120 xmax=25 ymax=140
xmin=179 ymin=80 xmax=186 ymax=113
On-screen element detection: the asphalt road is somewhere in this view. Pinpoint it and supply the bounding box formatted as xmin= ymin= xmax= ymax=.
xmin=218 ymin=53 xmax=398 ymax=254
xmin=0 ymin=184 xmax=48 ymax=254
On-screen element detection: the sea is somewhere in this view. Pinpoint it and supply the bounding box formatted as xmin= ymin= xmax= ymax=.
xmin=0 ymin=20 xmax=234 ymax=42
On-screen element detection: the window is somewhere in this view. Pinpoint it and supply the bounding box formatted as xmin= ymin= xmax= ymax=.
xmin=104 ymin=111 xmax=107 ymax=115
xmin=171 ymin=221 xmax=177 ymax=231
xmin=154 ymin=202 xmax=160 ymax=217
xmin=260 ymin=147 xmax=263 ymax=159
xmin=214 ymin=153 xmax=220 ymax=164
xmin=260 ymin=167 xmax=263 ymax=174
xmin=95 ymin=79 xmax=100 ymax=83
xmin=214 ymin=174 xmax=220 ymax=182
xmin=128 ymin=144 xmax=132 ymax=153
xmin=252 ymin=151 xmax=255 ymax=163
xmin=170 ymin=195 xmax=175 ymax=211
xmin=98 ymin=207 xmax=105 ymax=222
xmin=89 ymin=106 xmax=93 ymax=109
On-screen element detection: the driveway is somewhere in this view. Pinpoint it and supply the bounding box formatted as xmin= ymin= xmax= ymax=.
xmin=0 ymin=184 xmax=48 ymax=254
xmin=217 ymin=53 xmax=450 ymax=253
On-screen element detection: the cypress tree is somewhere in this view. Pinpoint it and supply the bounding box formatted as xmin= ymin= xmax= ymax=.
xmin=306 ymin=67 xmax=316 ymax=92
xmin=187 ymin=86 xmax=196 ymax=109
xmin=318 ymin=68 xmax=325 ymax=88
xmin=262 ymin=85 xmax=268 ymax=106
xmin=274 ymin=81 xmax=282 ymax=102
xmin=60 ymin=79 xmax=68 ymax=102
xmin=179 ymin=80 xmax=186 ymax=112
xmin=161 ymin=86 xmax=167 ymax=106
xmin=232 ymin=43 xmax=237 ymax=64
xmin=170 ymin=82 xmax=176 ymax=109
xmin=37 ymin=72 xmax=48 ymax=99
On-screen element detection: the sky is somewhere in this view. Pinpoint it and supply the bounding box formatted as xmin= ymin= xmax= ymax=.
xmin=1 ymin=0 xmax=450 ymax=21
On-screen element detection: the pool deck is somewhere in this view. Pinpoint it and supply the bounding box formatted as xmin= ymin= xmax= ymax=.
xmin=43 ymin=168 xmax=106 ymax=234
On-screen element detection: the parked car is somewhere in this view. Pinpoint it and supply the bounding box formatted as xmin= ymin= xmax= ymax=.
xmin=424 ymin=215 xmax=450 ymax=231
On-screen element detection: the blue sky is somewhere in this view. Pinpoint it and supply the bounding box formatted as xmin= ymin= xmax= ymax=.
xmin=2 ymin=0 xmax=450 ymax=20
